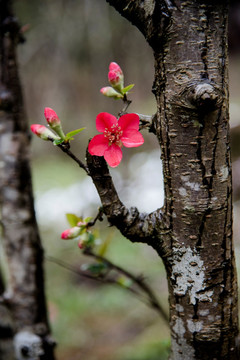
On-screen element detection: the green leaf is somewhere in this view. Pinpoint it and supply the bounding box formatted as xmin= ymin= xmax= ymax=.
xmin=65 ymin=128 xmax=85 ymax=141
xmin=117 ymin=276 xmax=132 ymax=288
xmin=85 ymin=263 xmax=108 ymax=275
xmin=86 ymin=232 xmax=95 ymax=246
xmin=121 ymin=84 xmax=134 ymax=94
xmin=84 ymin=216 xmax=92 ymax=224
xmin=53 ymin=138 xmax=64 ymax=145
xmin=66 ymin=213 xmax=82 ymax=227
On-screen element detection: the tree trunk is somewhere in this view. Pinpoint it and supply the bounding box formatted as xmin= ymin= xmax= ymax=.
xmin=103 ymin=1 xmax=239 ymax=359
xmin=0 ymin=1 xmax=55 ymax=358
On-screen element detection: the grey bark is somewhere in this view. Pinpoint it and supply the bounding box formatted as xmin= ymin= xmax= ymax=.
xmin=87 ymin=1 xmax=240 ymax=359
xmin=0 ymin=1 xmax=55 ymax=359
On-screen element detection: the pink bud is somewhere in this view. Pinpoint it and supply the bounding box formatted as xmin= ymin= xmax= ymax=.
xmin=78 ymin=240 xmax=85 ymax=249
xmin=61 ymin=226 xmax=81 ymax=240
xmin=109 ymin=62 xmax=122 ymax=73
xmin=44 ymin=107 xmax=60 ymax=127
xmin=30 ymin=124 xmax=58 ymax=141
xmin=108 ymin=62 xmax=124 ymax=90
xmin=100 ymin=87 xmax=123 ymax=99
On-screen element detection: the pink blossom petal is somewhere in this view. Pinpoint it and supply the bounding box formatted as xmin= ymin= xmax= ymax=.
xmin=88 ymin=134 xmax=109 ymax=156
xmin=118 ymin=113 xmax=140 ymax=131
xmin=44 ymin=107 xmax=60 ymax=125
xmin=104 ymin=144 xmax=122 ymax=167
xmin=96 ymin=112 xmax=117 ymax=132
xmin=121 ymin=130 xmax=144 ymax=148
xmin=109 ymin=62 xmax=122 ymax=74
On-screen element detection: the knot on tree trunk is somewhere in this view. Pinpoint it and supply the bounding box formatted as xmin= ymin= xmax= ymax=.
xmin=178 ymin=80 xmax=223 ymax=113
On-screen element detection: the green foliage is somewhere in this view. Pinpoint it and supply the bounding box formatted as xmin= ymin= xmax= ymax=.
xmin=65 ymin=128 xmax=85 ymax=141
xmin=66 ymin=213 xmax=82 ymax=227
xmin=122 ymin=84 xmax=135 ymax=94
xmin=53 ymin=138 xmax=65 ymax=145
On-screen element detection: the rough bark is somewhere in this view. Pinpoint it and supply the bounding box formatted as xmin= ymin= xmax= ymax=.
xmin=0 ymin=1 xmax=55 ymax=359
xmin=87 ymin=1 xmax=239 ymax=359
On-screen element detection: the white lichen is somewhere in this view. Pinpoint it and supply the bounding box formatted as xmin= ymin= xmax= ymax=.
xmin=181 ymin=175 xmax=200 ymax=191
xmin=179 ymin=187 xmax=187 ymax=196
xmin=171 ymin=317 xmax=195 ymax=360
xmin=199 ymin=309 xmax=209 ymax=316
xmin=14 ymin=331 xmax=43 ymax=360
xmin=140 ymin=0 xmax=155 ymax=16
xmin=187 ymin=319 xmax=203 ymax=333
xmin=170 ymin=246 xmax=213 ymax=305
xmin=175 ymin=304 xmax=184 ymax=312
xmin=185 ymin=181 xmax=200 ymax=191
xmin=219 ymin=165 xmax=228 ymax=182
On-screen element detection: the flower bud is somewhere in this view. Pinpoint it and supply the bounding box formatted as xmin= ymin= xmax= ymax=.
xmin=44 ymin=107 xmax=65 ymax=139
xmin=100 ymin=87 xmax=123 ymax=99
xmin=44 ymin=107 xmax=60 ymax=126
xmin=30 ymin=124 xmax=59 ymax=141
xmin=61 ymin=226 xmax=81 ymax=240
xmin=78 ymin=240 xmax=85 ymax=249
xmin=108 ymin=62 xmax=124 ymax=92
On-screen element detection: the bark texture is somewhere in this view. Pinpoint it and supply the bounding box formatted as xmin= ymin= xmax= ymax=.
xmin=0 ymin=1 xmax=55 ymax=359
xmin=87 ymin=0 xmax=239 ymax=359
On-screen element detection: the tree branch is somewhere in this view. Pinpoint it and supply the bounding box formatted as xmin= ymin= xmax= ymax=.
xmin=105 ymin=0 xmax=172 ymax=48
xmin=86 ymin=150 xmax=169 ymax=257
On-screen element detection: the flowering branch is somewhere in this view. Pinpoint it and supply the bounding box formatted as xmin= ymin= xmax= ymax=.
xmin=85 ymin=150 xmax=169 ymax=258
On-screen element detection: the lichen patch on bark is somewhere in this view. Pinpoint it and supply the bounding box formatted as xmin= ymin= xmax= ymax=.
xmin=170 ymin=246 xmax=213 ymax=305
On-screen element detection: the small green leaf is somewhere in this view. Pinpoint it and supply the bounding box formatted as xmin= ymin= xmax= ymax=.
xmin=86 ymin=232 xmax=95 ymax=245
xmin=65 ymin=128 xmax=85 ymax=140
xmin=84 ymin=263 xmax=108 ymax=275
xmin=121 ymin=84 xmax=134 ymax=94
xmin=117 ymin=276 xmax=132 ymax=288
xmin=66 ymin=213 xmax=82 ymax=227
xmin=84 ymin=216 xmax=92 ymax=224
xmin=53 ymin=138 xmax=64 ymax=145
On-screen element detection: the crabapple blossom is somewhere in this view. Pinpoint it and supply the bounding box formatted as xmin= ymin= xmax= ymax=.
xmin=30 ymin=124 xmax=59 ymax=141
xmin=100 ymin=86 xmax=123 ymax=99
xmin=88 ymin=112 xmax=144 ymax=167
xmin=61 ymin=226 xmax=81 ymax=240
xmin=44 ymin=107 xmax=65 ymax=139
xmin=108 ymin=62 xmax=124 ymax=91
xmin=44 ymin=107 xmax=60 ymax=126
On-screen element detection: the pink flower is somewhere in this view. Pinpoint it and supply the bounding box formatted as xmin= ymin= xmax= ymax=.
xmin=30 ymin=124 xmax=59 ymax=141
xmin=44 ymin=107 xmax=65 ymax=139
xmin=61 ymin=226 xmax=81 ymax=240
xmin=108 ymin=62 xmax=124 ymax=90
xmin=44 ymin=107 xmax=60 ymax=127
xmin=88 ymin=112 xmax=144 ymax=167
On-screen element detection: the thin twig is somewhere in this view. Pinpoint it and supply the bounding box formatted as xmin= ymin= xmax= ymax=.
xmin=87 ymin=207 xmax=104 ymax=227
xmin=46 ymin=252 xmax=169 ymax=326
xmin=45 ymin=255 xmax=154 ymax=305
xmin=83 ymin=248 xmax=169 ymax=324
xmin=57 ymin=142 xmax=90 ymax=174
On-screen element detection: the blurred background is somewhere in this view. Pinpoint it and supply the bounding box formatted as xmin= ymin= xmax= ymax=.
xmin=11 ymin=1 xmax=240 ymax=359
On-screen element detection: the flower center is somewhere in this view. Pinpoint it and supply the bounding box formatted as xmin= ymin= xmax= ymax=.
xmin=104 ymin=124 xmax=123 ymax=146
